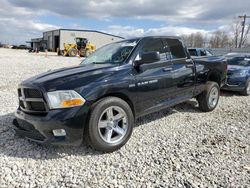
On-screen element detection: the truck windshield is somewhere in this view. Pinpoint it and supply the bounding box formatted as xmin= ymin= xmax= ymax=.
xmin=81 ymin=39 xmax=139 ymax=65
xmin=227 ymin=57 xmax=250 ymax=67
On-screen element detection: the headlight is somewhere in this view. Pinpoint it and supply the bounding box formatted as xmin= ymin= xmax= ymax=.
xmin=231 ymin=70 xmax=248 ymax=77
xmin=47 ymin=90 xmax=85 ymax=109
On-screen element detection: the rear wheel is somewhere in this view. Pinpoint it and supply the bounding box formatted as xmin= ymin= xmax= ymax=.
xmin=79 ymin=48 xmax=86 ymax=57
xmin=197 ymin=81 xmax=220 ymax=112
xmin=57 ymin=50 xmax=63 ymax=56
xmin=241 ymin=79 xmax=250 ymax=96
xmin=86 ymin=97 xmax=134 ymax=152
xmin=85 ymin=50 xmax=91 ymax=57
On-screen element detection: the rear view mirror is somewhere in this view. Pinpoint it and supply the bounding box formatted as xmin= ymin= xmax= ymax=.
xmin=134 ymin=51 xmax=160 ymax=66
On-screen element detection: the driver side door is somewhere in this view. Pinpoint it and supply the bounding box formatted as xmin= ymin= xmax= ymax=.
xmin=133 ymin=38 xmax=176 ymax=116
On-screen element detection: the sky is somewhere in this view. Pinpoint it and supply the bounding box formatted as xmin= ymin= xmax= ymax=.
xmin=0 ymin=0 xmax=249 ymax=44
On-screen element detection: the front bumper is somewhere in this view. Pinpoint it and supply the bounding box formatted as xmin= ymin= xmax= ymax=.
xmin=13 ymin=105 xmax=90 ymax=146
xmin=222 ymin=77 xmax=246 ymax=91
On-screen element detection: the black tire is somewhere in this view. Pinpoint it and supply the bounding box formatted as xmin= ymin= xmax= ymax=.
xmin=60 ymin=50 xmax=64 ymax=56
xmin=197 ymin=81 xmax=220 ymax=112
xmin=57 ymin=50 xmax=63 ymax=56
xmin=68 ymin=48 xmax=78 ymax=57
xmin=85 ymin=50 xmax=90 ymax=57
xmin=86 ymin=97 xmax=134 ymax=152
xmin=79 ymin=48 xmax=86 ymax=57
xmin=240 ymin=78 xmax=250 ymax=96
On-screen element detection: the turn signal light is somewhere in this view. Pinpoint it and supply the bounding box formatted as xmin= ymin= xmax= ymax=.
xmin=61 ymin=98 xmax=85 ymax=107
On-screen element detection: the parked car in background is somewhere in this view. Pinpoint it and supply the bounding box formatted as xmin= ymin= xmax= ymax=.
xmin=222 ymin=53 xmax=250 ymax=96
xmin=13 ymin=36 xmax=227 ymax=152
xmin=188 ymin=48 xmax=213 ymax=57
xmin=18 ymin=45 xmax=30 ymax=50
xmin=12 ymin=45 xmax=31 ymax=50
xmin=11 ymin=45 xmax=18 ymax=49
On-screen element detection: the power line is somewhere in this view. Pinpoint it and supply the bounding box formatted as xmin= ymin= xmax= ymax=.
xmin=238 ymin=14 xmax=250 ymax=48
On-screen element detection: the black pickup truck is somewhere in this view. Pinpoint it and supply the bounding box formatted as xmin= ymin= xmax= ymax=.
xmin=13 ymin=36 xmax=227 ymax=152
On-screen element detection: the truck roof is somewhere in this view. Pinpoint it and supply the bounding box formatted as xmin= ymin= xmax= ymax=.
xmin=226 ymin=52 xmax=250 ymax=57
xmin=125 ymin=36 xmax=182 ymax=41
xmin=188 ymin=48 xmax=206 ymax=50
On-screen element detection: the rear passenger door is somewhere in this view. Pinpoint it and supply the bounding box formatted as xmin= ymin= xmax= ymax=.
xmin=163 ymin=38 xmax=196 ymax=100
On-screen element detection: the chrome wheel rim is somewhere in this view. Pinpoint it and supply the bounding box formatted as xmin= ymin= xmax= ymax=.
xmin=209 ymin=87 xmax=219 ymax=108
xmin=246 ymin=82 xmax=250 ymax=94
xmin=98 ymin=106 xmax=128 ymax=144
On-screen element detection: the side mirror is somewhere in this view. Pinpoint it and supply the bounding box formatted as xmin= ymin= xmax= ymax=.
xmin=134 ymin=51 xmax=160 ymax=66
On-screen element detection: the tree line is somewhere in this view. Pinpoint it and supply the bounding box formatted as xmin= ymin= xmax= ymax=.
xmin=181 ymin=19 xmax=250 ymax=48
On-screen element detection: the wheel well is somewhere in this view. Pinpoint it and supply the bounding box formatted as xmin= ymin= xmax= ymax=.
xmin=208 ymin=71 xmax=221 ymax=86
xmin=97 ymin=93 xmax=136 ymax=117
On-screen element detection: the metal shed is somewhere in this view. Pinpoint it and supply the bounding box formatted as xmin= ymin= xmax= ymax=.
xmin=30 ymin=38 xmax=48 ymax=51
xmin=31 ymin=29 xmax=124 ymax=52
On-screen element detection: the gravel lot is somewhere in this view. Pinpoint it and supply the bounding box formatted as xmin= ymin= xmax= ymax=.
xmin=0 ymin=48 xmax=249 ymax=187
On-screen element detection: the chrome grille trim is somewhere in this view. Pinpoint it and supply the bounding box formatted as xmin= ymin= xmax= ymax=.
xmin=18 ymin=87 xmax=48 ymax=114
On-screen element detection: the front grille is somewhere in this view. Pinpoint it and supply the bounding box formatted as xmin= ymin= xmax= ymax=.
xmin=18 ymin=87 xmax=48 ymax=114
xmin=18 ymin=89 xmax=22 ymax=97
xmin=19 ymin=100 xmax=25 ymax=108
xmin=227 ymin=80 xmax=241 ymax=86
xmin=227 ymin=71 xmax=233 ymax=76
xmin=28 ymin=101 xmax=46 ymax=111
xmin=24 ymin=88 xmax=43 ymax=98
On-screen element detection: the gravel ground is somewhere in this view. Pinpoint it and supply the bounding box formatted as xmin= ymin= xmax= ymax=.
xmin=0 ymin=48 xmax=249 ymax=187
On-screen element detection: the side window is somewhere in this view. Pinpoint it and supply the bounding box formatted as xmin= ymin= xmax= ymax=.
xmin=200 ymin=50 xmax=206 ymax=56
xmin=141 ymin=38 xmax=171 ymax=61
xmin=206 ymin=50 xmax=213 ymax=56
xmin=164 ymin=39 xmax=187 ymax=59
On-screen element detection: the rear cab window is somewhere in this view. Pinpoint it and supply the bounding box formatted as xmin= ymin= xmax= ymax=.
xmin=200 ymin=50 xmax=206 ymax=56
xmin=188 ymin=49 xmax=198 ymax=56
xmin=163 ymin=38 xmax=187 ymax=60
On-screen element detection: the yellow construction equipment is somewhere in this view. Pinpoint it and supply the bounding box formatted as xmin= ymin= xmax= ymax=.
xmin=63 ymin=37 xmax=96 ymax=57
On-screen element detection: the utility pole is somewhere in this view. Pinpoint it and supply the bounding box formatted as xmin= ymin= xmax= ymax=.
xmin=238 ymin=14 xmax=250 ymax=48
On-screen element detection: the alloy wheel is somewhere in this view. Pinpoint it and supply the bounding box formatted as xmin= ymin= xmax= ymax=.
xmin=246 ymin=81 xmax=250 ymax=95
xmin=98 ymin=106 xmax=128 ymax=144
xmin=209 ymin=87 xmax=219 ymax=108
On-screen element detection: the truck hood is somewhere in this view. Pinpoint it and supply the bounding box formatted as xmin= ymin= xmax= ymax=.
xmin=228 ymin=65 xmax=249 ymax=71
xmin=21 ymin=63 xmax=118 ymax=90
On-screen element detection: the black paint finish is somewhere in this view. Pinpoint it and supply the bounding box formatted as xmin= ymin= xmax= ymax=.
xmin=14 ymin=36 xmax=227 ymax=145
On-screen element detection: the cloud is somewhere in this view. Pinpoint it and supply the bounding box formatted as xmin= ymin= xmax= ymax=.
xmin=145 ymin=26 xmax=208 ymax=36
xmin=0 ymin=0 xmax=59 ymax=44
xmin=7 ymin=0 xmax=250 ymax=24
xmin=0 ymin=18 xmax=59 ymax=44
xmin=105 ymin=25 xmax=210 ymax=38
xmin=105 ymin=25 xmax=145 ymax=38
xmin=0 ymin=0 xmax=249 ymax=44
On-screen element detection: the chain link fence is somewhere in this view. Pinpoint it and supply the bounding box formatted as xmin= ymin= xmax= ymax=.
xmin=209 ymin=48 xmax=250 ymax=55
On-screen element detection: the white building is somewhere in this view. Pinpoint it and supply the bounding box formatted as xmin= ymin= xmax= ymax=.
xmin=31 ymin=29 xmax=124 ymax=52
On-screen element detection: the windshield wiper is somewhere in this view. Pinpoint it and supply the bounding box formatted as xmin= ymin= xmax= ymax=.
xmin=92 ymin=61 xmax=114 ymax=64
xmin=92 ymin=62 xmax=105 ymax=64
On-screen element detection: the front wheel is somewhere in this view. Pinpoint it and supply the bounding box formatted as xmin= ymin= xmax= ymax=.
xmin=197 ymin=81 xmax=220 ymax=112
xmin=241 ymin=79 xmax=250 ymax=96
xmin=86 ymin=97 xmax=134 ymax=152
xmin=68 ymin=48 xmax=78 ymax=57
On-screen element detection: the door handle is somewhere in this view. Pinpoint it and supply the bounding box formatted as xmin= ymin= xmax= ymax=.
xmin=163 ymin=67 xmax=173 ymax=71
xmin=186 ymin=59 xmax=193 ymax=63
xmin=185 ymin=64 xmax=194 ymax=68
